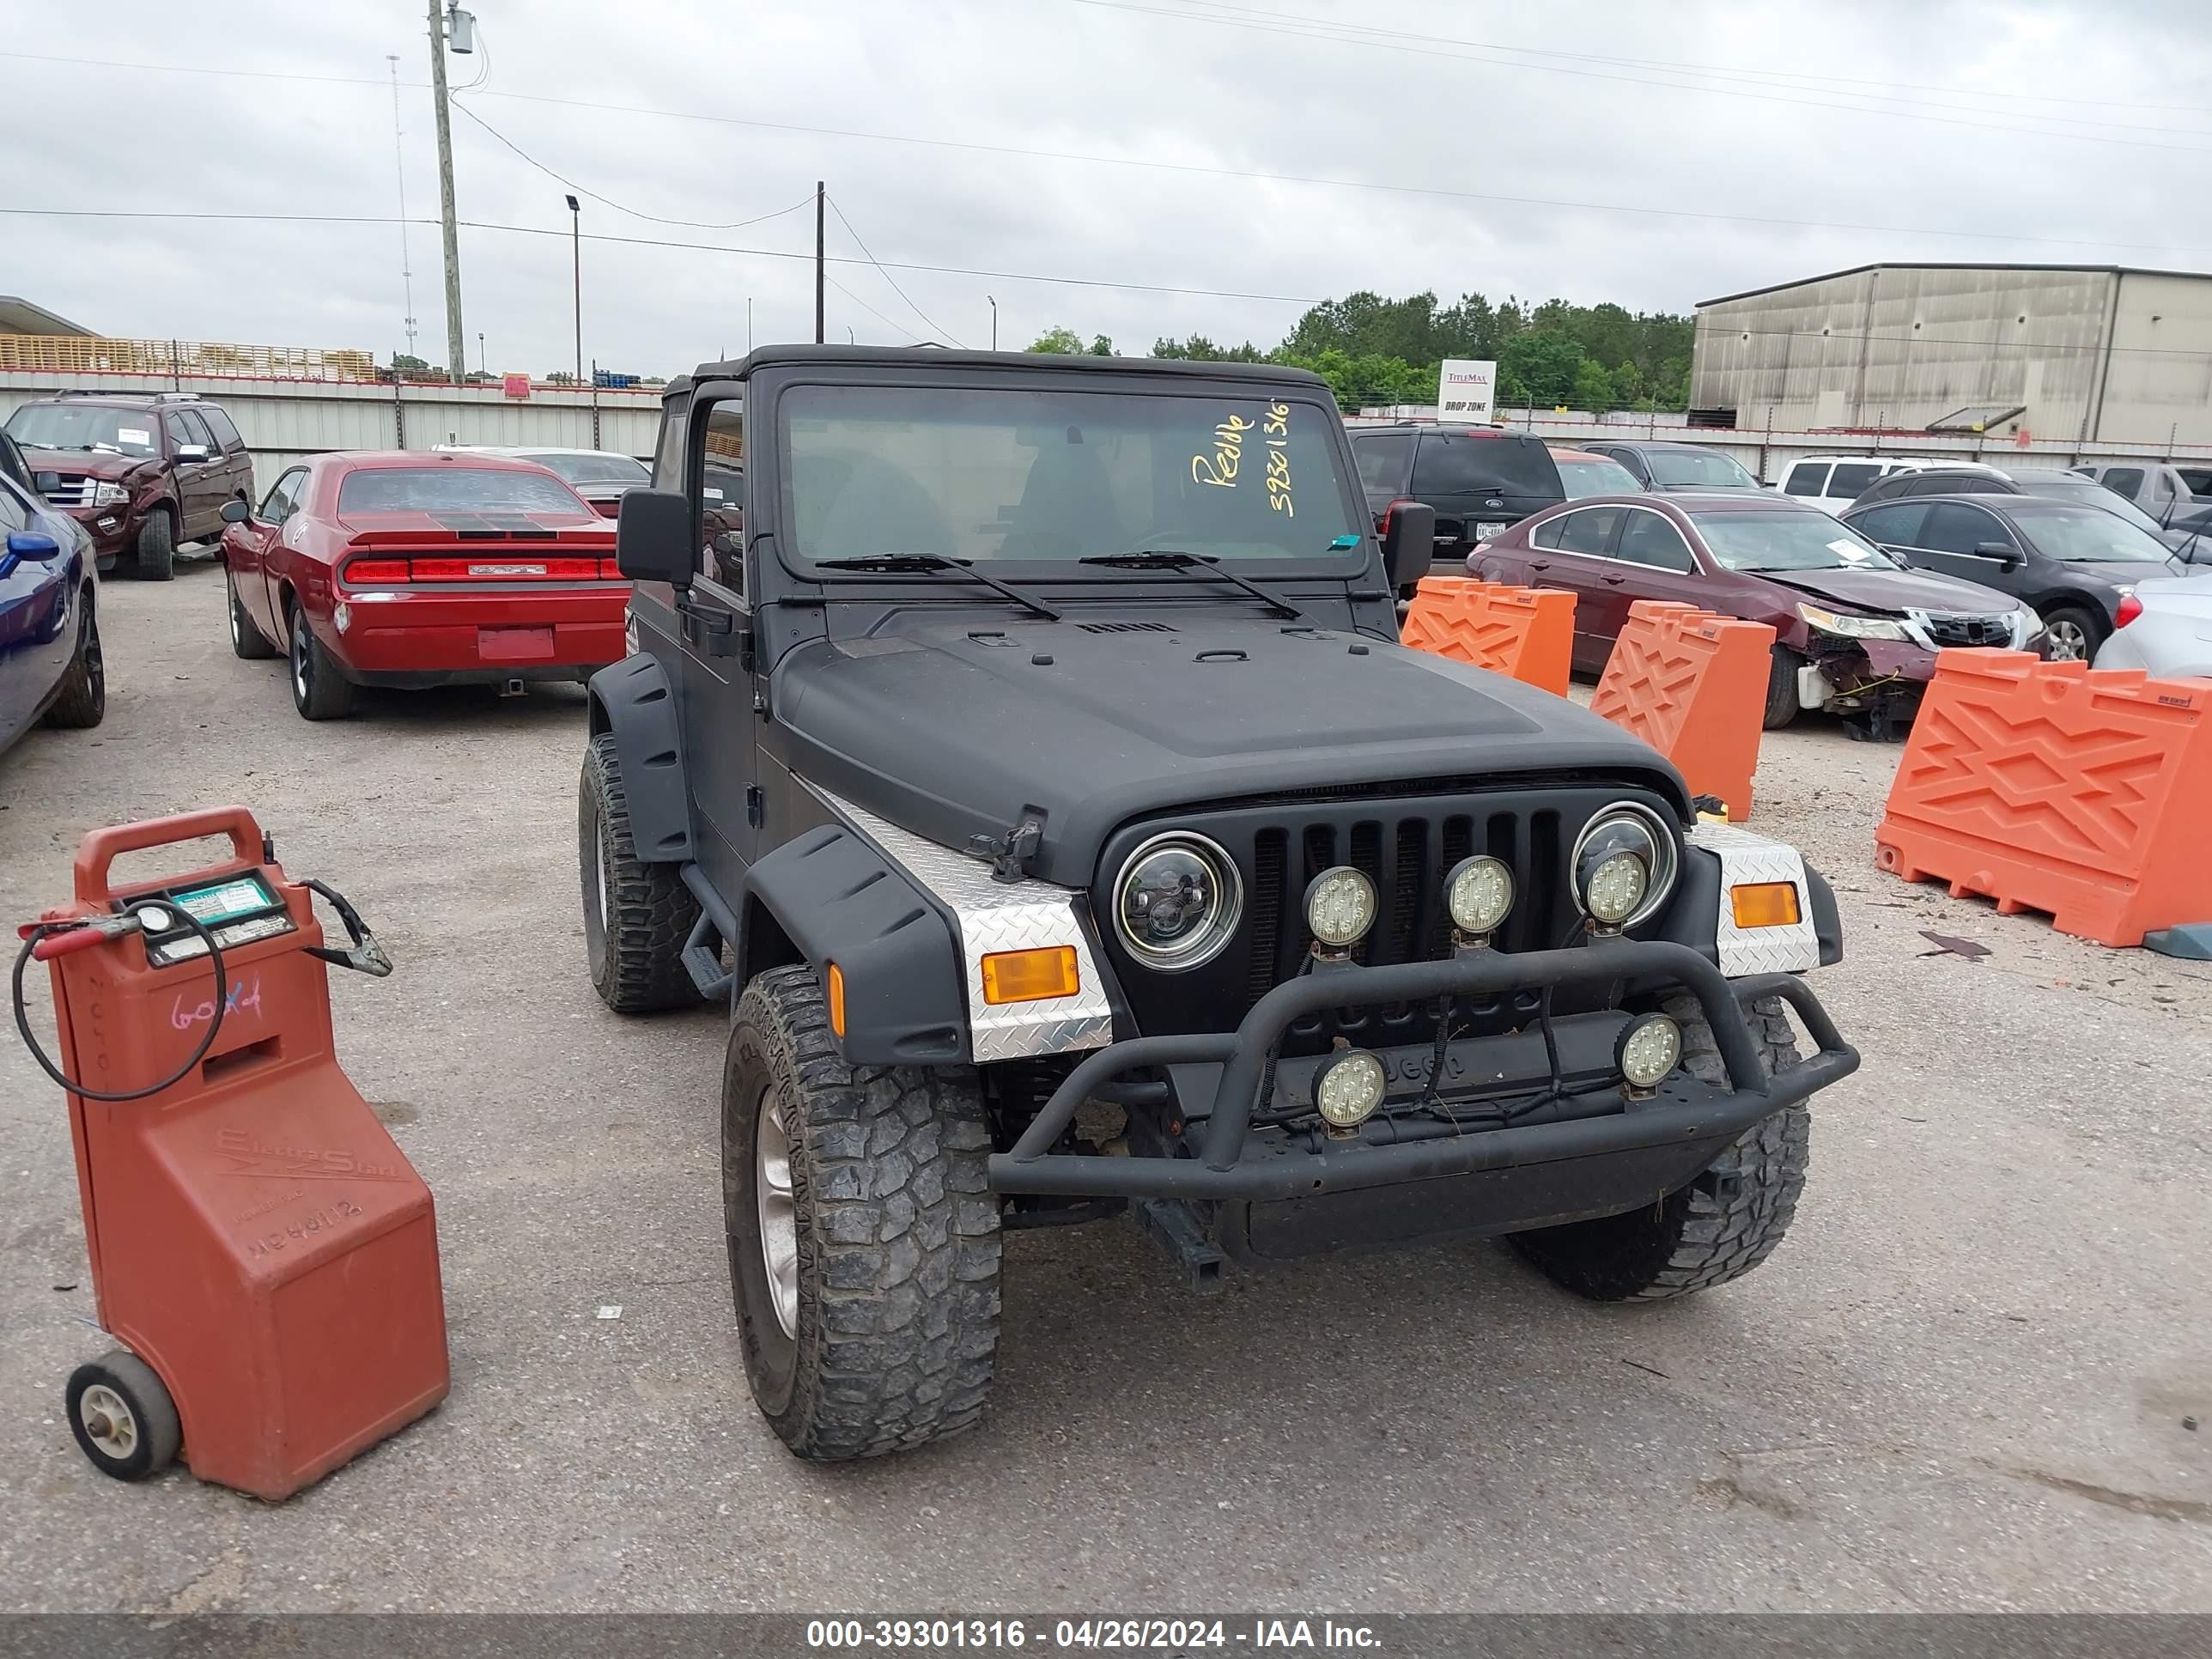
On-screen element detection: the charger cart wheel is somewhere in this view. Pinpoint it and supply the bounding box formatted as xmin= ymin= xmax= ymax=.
xmin=228 ymin=567 xmax=276 ymax=659
xmin=289 ymin=603 xmax=356 ymax=720
xmin=579 ymin=732 xmax=701 ymax=1012
xmin=135 ymin=509 xmax=175 ymax=581
xmin=66 ymin=1351 xmax=181 ymax=1481
xmin=1511 ymin=994 xmax=1808 ymax=1300
xmin=724 ymin=963 xmax=1000 ymax=1461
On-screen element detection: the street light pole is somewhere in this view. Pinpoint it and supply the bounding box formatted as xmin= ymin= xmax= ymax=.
xmin=477 ymin=331 xmax=485 ymax=377
xmin=565 ymin=193 xmax=582 ymax=385
xmin=988 ymin=295 xmax=997 ymax=350
xmin=813 ymin=180 xmax=825 ymax=346
xmin=426 ymin=0 xmax=466 ymax=386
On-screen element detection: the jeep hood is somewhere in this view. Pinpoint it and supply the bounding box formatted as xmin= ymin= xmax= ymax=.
xmin=773 ymin=611 xmax=1688 ymax=885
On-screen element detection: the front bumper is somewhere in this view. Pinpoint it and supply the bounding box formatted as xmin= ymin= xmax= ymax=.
xmin=988 ymin=940 xmax=1856 ymax=1203
xmin=65 ymin=506 xmax=132 ymax=560
xmin=331 ymin=586 xmax=629 ymax=681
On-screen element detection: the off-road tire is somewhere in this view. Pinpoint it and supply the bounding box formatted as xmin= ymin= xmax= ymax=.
xmin=578 ymin=731 xmax=700 ymax=1012
xmin=42 ymin=591 xmax=105 ymax=729
xmin=1762 ymin=646 xmax=1802 ymax=730
xmin=1510 ymin=994 xmax=1808 ymax=1300
xmin=65 ymin=1350 xmax=181 ymax=1481
xmin=288 ymin=601 xmax=356 ymax=720
xmin=725 ymin=963 xmax=1000 ymax=1461
xmin=228 ymin=567 xmax=276 ymax=659
xmin=134 ymin=507 xmax=175 ymax=581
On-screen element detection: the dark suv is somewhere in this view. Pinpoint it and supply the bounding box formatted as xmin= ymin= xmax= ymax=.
xmin=3 ymin=392 xmax=255 ymax=580
xmin=1847 ymin=465 xmax=2183 ymax=544
xmin=579 ymin=347 xmax=1858 ymax=1462
xmin=1348 ymin=422 xmax=1565 ymax=575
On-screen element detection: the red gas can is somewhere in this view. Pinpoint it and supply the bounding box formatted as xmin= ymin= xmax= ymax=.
xmin=21 ymin=805 xmax=447 ymax=1500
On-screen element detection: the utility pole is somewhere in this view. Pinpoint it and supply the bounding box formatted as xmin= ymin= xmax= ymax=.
xmin=814 ymin=181 xmax=825 ymax=345
xmin=427 ymin=0 xmax=466 ymax=386
xmin=386 ymin=55 xmax=417 ymax=362
xmin=566 ymin=193 xmax=582 ymax=385
xmin=988 ymin=295 xmax=997 ymax=350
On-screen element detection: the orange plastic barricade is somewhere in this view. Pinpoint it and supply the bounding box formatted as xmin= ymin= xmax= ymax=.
xmin=1592 ymin=600 xmax=1776 ymax=822
xmin=1874 ymin=651 xmax=2212 ymax=946
xmin=1400 ymin=578 xmax=1577 ymax=697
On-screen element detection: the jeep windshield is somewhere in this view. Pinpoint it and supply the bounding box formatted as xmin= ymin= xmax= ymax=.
xmin=781 ymin=384 xmax=1362 ymax=569
xmin=5 ymin=403 xmax=162 ymax=458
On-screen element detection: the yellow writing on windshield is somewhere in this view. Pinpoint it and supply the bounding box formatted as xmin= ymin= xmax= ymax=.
xmin=1262 ymin=401 xmax=1294 ymax=518
xmin=1191 ymin=413 xmax=1256 ymax=489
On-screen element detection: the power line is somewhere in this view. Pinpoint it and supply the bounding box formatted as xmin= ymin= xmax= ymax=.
xmin=0 ymin=206 xmax=1321 ymax=303
xmin=1160 ymin=0 xmax=2212 ymax=132
xmin=823 ymin=274 xmax=926 ymax=344
xmin=449 ymin=95 xmax=817 ymax=234
xmin=9 ymin=50 xmax=2212 ymax=258
xmin=1071 ymin=0 xmax=2212 ymax=157
xmin=826 ymin=196 xmax=967 ymax=348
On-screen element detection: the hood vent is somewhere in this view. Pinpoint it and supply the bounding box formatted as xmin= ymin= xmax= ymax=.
xmin=1076 ymin=620 xmax=1178 ymax=635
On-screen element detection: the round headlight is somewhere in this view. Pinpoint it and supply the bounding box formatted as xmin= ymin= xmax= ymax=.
xmin=1113 ymin=832 xmax=1242 ymax=970
xmin=1444 ymin=854 xmax=1514 ymax=936
xmin=1316 ymin=1049 xmax=1388 ymax=1128
xmin=1304 ymin=866 xmax=1378 ymax=948
xmin=1571 ymin=805 xmax=1678 ymax=929
xmin=1616 ymin=1014 xmax=1682 ymax=1089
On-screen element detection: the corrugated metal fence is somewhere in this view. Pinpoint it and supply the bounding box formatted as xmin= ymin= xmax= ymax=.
xmin=0 ymin=367 xmax=661 ymax=480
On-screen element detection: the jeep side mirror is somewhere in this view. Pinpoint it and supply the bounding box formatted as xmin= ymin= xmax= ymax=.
xmin=1380 ymin=499 xmax=1437 ymax=590
xmin=616 ymin=488 xmax=694 ymax=587
xmin=221 ymin=499 xmax=252 ymax=524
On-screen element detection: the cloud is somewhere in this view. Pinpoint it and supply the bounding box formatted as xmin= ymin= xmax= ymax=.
xmin=7 ymin=0 xmax=2205 ymax=375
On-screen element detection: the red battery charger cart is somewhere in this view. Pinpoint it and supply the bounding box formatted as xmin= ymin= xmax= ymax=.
xmin=14 ymin=806 xmax=448 ymax=1499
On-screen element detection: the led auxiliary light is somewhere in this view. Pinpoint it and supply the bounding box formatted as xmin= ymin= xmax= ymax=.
xmin=1315 ymin=1049 xmax=1388 ymax=1130
xmin=1304 ymin=866 xmax=1378 ymax=950
xmin=1444 ymin=855 xmax=1514 ymax=938
xmin=1616 ymin=1014 xmax=1683 ymax=1094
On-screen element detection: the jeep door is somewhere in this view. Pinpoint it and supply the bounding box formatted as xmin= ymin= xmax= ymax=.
xmin=672 ymin=394 xmax=762 ymax=884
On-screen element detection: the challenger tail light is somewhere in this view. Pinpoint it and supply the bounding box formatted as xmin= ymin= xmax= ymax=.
xmin=342 ymin=556 xmax=624 ymax=584
xmin=2114 ymin=593 xmax=2142 ymax=628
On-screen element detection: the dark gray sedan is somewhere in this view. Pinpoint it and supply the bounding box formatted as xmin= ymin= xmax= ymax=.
xmin=1842 ymin=493 xmax=2183 ymax=661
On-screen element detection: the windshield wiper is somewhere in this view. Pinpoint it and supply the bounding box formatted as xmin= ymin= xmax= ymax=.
xmin=814 ymin=553 xmax=1060 ymax=622
xmin=1079 ymin=550 xmax=1316 ymax=622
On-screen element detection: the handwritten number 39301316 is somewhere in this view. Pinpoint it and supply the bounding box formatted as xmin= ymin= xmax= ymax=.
xmin=1191 ymin=404 xmax=1293 ymax=518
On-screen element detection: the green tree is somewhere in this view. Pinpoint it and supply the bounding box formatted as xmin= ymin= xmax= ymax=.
xmin=1571 ymin=358 xmax=1617 ymax=413
xmin=1026 ymin=327 xmax=1086 ymax=355
xmin=1152 ymin=335 xmax=1267 ymax=362
xmin=392 ymin=353 xmax=428 ymax=371
xmin=1089 ymin=335 xmax=1114 ymax=356
xmin=1497 ymin=331 xmax=1584 ymax=408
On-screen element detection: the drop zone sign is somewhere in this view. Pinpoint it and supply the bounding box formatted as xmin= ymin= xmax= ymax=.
xmin=1438 ymin=359 xmax=1497 ymax=422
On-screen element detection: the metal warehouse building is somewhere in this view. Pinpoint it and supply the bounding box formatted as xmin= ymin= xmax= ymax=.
xmin=1690 ymin=264 xmax=2212 ymax=447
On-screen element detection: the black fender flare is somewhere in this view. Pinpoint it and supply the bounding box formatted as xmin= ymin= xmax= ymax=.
xmin=586 ymin=653 xmax=693 ymax=864
xmin=739 ymin=824 xmax=969 ymax=1066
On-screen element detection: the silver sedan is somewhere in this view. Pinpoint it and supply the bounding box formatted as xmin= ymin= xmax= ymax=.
xmin=2094 ymin=568 xmax=2212 ymax=677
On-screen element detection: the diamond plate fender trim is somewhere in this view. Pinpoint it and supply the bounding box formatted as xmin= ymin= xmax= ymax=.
xmin=1689 ymin=819 xmax=1820 ymax=977
xmin=809 ymin=785 xmax=1115 ymax=1061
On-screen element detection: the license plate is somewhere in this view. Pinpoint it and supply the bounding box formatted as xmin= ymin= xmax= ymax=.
xmin=1475 ymin=520 xmax=1514 ymax=537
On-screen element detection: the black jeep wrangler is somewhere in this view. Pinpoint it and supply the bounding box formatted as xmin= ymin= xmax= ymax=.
xmin=580 ymin=348 xmax=1859 ymax=1462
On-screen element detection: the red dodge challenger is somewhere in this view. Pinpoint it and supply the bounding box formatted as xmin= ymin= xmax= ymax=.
xmin=218 ymin=450 xmax=629 ymax=720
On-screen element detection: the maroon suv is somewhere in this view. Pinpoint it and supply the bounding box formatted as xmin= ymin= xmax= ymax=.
xmin=4 ymin=392 xmax=255 ymax=580
xmin=1471 ymin=492 xmax=2043 ymax=728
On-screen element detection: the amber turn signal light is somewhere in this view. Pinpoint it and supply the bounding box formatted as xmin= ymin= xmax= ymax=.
xmin=981 ymin=945 xmax=1079 ymax=1005
xmin=1731 ymin=882 xmax=1802 ymax=929
xmin=827 ymin=963 xmax=847 ymax=1036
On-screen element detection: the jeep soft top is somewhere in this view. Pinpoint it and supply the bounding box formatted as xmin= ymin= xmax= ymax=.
xmin=577 ymin=346 xmax=1859 ymax=1461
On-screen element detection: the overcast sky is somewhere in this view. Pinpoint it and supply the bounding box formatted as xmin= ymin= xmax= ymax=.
xmin=10 ymin=0 xmax=2210 ymax=377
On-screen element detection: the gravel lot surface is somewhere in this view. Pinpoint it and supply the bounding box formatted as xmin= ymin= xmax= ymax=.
xmin=2 ymin=563 xmax=2207 ymax=1613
